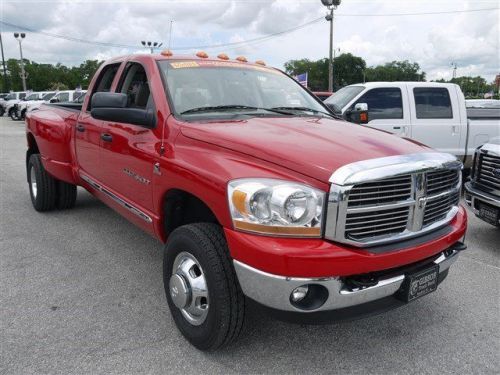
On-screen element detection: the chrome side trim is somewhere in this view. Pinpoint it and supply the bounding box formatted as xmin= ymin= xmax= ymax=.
xmin=234 ymin=250 xmax=459 ymax=313
xmin=80 ymin=173 xmax=153 ymax=223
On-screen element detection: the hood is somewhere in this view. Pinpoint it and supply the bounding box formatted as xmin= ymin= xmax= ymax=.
xmin=180 ymin=116 xmax=432 ymax=183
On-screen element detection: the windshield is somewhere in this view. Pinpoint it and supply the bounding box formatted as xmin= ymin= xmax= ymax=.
xmin=325 ymin=85 xmax=365 ymax=113
xmin=5 ymin=93 xmax=16 ymax=100
xmin=42 ymin=92 xmax=55 ymax=101
xmin=158 ymin=60 xmax=327 ymax=118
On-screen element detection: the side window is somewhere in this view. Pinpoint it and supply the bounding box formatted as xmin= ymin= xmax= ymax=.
xmin=87 ymin=63 xmax=121 ymax=110
xmin=414 ymin=88 xmax=453 ymax=119
xmin=354 ymin=88 xmax=403 ymax=121
xmin=58 ymin=93 xmax=69 ymax=102
xmin=117 ymin=62 xmax=152 ymax=110
xmin=19 ymin=93 xmax=26 ymax=100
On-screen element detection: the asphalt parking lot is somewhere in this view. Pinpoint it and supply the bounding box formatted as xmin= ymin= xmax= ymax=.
xmin=0 ymin=116 xmax=498 ymax=375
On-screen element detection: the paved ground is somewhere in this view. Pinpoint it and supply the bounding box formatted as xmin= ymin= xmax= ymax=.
xmin=1 ymin=117 xmax=499 ymax=375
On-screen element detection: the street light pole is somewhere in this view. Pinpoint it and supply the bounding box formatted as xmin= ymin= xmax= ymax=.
xmin=0 ymin=33 xmax=9 ymax=91
xmin=141 ymin=41 xmax=163 ymax=54
xmin=14 ymin=32 xmax=27 ymax=91
xmin=321 ymin=0 xmax=341 ymax=92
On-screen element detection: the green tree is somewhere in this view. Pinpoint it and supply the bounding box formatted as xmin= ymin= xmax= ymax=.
xmin=284 ymin=53 xmax=366 ymax=91
xmin=365 ymin=60 xmax=426 ymax=82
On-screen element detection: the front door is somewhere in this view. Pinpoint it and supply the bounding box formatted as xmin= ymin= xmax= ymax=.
xmin=98 ymin=62 xmax=157 ymax=214
xmin=351 ymin=87 xmax=410 ymax=137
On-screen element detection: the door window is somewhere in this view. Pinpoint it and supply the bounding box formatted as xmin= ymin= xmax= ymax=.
xmin=58 ymin=93 xmax=69 ymax=102
xmin=354 ymin=88 xmax=403 ymax=120
xmin=87 ymin=63 xmax=121 ymax=110
xmin=117 ymin=63 xmax=153 ymax=110
xmin=413 ymin=88 xmax=452 ymax=119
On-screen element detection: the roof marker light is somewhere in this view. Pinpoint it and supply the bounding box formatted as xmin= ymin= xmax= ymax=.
xmin=235 ymin=56 xmax=248 ymax=63
xmin=196 ymin=51 xmax=209 ymax=58
xmin=161 ymin=49 xmax=173 ymax=57
xmin=255 ymin=60 xmax=266 ymax=66
xmin=217 ymin=53 xmax=230 ymax=60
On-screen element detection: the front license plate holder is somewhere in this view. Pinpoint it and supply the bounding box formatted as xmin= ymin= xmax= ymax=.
xmin=397 ymin=264 xmax=439 ymax=303
xmin=478 ymin=203 xmax=499 ymax=226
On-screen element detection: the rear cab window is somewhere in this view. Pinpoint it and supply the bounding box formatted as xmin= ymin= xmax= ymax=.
xmin=413 ymin=88 xmax=453 ymax=119
xmin=87 ymin=63 xmax=121 ymax=111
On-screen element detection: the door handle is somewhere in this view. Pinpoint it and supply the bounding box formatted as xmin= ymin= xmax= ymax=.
xmin=393 ymin=126 xmax=401 ymax=130
xmin=101 ymin=133 xmax=113 ymax=142
xmin=76 ymin=124 xmax=85 ymax=132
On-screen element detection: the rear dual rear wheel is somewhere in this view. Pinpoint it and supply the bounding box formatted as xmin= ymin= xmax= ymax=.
xmin=28 ymin=154 xmax=77 ymax=211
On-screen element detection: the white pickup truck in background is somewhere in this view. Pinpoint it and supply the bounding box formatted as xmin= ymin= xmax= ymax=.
xmin=324 ymin=82 xmax=500 ymax=167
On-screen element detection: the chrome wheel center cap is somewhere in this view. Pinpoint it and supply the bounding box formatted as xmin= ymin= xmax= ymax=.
xmin=169 ymin=273 xmax=190 ymax=309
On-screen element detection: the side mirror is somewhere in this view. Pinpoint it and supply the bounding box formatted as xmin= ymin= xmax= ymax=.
xmin=350 ymin=103 xmax=369 ymax=124
xmin=90 ymin=92 xmax=155 ymax=128
xmin=50 ymin=98 xmax=59 ymax=103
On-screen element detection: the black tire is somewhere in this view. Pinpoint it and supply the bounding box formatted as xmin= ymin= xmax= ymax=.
xmin=163 ymin=223 xmax=245 ymax=351
xmin=56 ymin=181 xmax=77 ymax=209
xmin=0 ymin=107 xmax=4 ymax=117
xmin=20 ymin=108 xmax=27 ymax=120
xmin=8 ymin=108 xmax=18 ymax=121
xmin=28 ymin=154 xmax=57 ymax=211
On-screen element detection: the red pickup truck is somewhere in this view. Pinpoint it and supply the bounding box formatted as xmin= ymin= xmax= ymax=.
xmin=26 ymin=52 xmax=467 ymax=351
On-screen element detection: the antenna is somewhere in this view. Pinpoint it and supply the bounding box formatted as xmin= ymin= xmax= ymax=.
xmin=168 ymin=20 xmax=174 ymax=50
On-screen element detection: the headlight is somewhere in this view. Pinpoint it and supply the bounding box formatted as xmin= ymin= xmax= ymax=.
xmin=228 ymin=178 xmax=325 ymax=237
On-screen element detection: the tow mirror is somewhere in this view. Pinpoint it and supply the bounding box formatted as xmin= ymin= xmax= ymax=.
xmin=91 ymin=92 xmax=155 ymax=128
xmin=351 ymin=103 xmax=369 ymax=124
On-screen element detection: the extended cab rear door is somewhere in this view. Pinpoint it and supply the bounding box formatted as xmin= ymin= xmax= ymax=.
xmin=406 ymin=84 xmax=462 ymax=155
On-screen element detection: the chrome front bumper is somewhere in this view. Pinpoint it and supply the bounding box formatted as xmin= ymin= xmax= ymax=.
xmin=234 ymin=250 xmax=460 ymax=313
xmin=464 ymin=182 xmax=500 ymax=215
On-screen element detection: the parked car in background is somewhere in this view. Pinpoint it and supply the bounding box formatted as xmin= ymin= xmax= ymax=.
xmin=26 ymin=53 xmax=467 ymax=350
xmin=0 ymin=91 xmax=27 ymax=117
xmin=312 ymin=91 xmax=333 ymax=101
xmin=465 ymin=138 xmax=500 ymax=226
xmin=324 ymin=82 xmax=500 ymax=167
xmin=12 ymin=92 xmax=56 ymax=120
xmin=26 ymin=90 xmax=86 ymax=113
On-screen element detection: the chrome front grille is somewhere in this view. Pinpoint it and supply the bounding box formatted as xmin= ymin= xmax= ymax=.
xmin=477 ymin=153 xmax=500 ymax=190
xmin=325 ymin=153 xmax=462 ymax=247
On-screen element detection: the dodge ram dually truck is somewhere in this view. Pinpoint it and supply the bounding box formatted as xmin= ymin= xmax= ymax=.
xmin=465 ymin=139 xmax=500 ymax=226
xmin=26 ymin=52 xmax=467 ymax=351
xmin=324 ymin=82 xmax=500 ymax=168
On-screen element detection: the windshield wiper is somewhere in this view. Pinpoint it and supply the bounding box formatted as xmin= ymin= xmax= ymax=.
xmin=180 ymin=105 xmax=293 ymax=115
xmin=271 ymin=106 xmax=343 ymax=120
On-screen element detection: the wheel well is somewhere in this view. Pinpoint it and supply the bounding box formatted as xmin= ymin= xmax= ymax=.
xmin=26 ymin=133 xmax=39 ymax=180
xmin=163 ymin=189 xmax=219 ymax=237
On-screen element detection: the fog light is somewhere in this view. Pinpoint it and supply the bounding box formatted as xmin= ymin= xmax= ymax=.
xmin=291 ymin=285 xmax=309 ymax=302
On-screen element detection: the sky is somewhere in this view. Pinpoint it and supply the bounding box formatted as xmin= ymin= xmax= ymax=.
xmin=0 ymin=0 xmax=498 ymax=82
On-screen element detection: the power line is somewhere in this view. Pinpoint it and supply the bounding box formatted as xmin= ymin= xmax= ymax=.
xmin=0 ymin=7 xmax=497 ymax=53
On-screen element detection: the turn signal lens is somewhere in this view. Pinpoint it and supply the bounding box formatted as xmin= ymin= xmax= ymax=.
xmin=196 ymin=51 xmax=209 ymax=58
xmin=235 ymin=56 xmax=248 ymax=62
xmin=161 ymin=49 xmax=173 ymax=56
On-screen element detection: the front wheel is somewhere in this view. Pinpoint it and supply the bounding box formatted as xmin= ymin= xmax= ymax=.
xmin=163 ymin=223 xmax=245 ymax=351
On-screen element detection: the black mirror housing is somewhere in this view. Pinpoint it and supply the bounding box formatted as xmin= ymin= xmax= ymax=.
xmin=91 ymin=92 xmax=128 ymax=109
xmin=91 ymin=107 xmax=156 ymax=128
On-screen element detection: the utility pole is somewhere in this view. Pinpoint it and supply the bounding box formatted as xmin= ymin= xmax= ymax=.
xmin=321 ymin=0 xmax=341 ymax=92
xmin=0 ymin=33 xmax=9 ymax=91
xmin=14 ymin=32 xmax=27 ymax=91
xmin=141 ymin=41 xmax=163 ymax=54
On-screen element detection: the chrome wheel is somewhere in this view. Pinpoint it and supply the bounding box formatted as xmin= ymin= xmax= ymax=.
xmin=170 ymin=252 xmax=209 ymax=326
xmin=30 ymin=166 xmax=37 ymax=198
